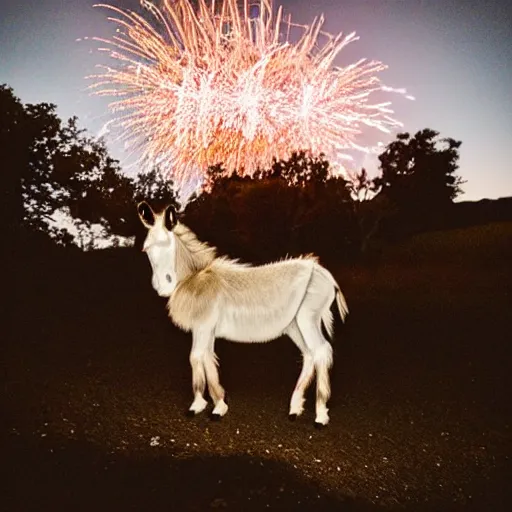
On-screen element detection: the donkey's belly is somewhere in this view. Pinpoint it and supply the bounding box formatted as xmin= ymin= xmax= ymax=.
xmin=215 ymin=304 xmax=296 ymax=342
xmin=212 ymin=258 xmax=316 ymax=342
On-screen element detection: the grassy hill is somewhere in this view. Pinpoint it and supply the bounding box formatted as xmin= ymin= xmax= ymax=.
xmin=382 ymin=221 xmax=512 ymax=267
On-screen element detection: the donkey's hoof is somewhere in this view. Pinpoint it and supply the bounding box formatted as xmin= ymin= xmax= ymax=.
xmin=314 ymin=421 xmax=328 ymax=429
xmin=288 ymin=413 xmax=298 ymax=422
xmin=187 ymin=397 xmax=208 ymax=416
xmin=211 ymin=400 xmax=228 ymax=417
xmin=210 ymin=412 xmax=223 ymax=421
xmin=186 ymin=409 xmax=197 ymax=418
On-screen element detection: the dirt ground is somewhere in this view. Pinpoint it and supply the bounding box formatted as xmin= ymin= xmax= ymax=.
xmin=3 ymin=224 xmax=511 ymax=511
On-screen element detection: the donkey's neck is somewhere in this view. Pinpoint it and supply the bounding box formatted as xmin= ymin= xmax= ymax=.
xmin=172 ymin=223 xmax=217 ymax=282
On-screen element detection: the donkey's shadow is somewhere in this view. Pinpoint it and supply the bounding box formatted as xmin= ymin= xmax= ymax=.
xmin=6 ymin=436 xmax=379 ymax=512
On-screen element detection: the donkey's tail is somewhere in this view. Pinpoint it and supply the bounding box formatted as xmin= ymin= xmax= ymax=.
xmin=334 ymin=286 xmax=349 ymax=323
xmin=317 ymin=265 xmax=349 ymax=339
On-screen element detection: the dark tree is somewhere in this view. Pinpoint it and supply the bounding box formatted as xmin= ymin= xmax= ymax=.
xmin=21 ymin=103 xmax=71 ymax=240
xmin=62 ymin=130 xmax=136 ymax=242
xmin=346 ymin=168 xmax=394 ymax=256
xmin=132 ymin=168 xmax=180 ymax=212
xmin=185 ymin=152 xmax=355 ymax=263
xmin=376 ymin=129 xmax=464 ymax=234
xmin=0 ymin=85 xmax=27 ymax=243
xmin=261 ymin=151 xmax=331 ymax=187
xmin=348 ymin=168 xmax=380 ymax=201
xmin=1 ymin=83 xmax=142 ymax=248
xmin=1 ymin=86 xmax=82 ymax=246
xmin=22 ymin=111 xmax=135 ymax=246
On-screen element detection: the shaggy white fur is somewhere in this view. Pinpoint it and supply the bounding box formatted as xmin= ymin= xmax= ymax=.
xmin=138 ymin=201 xmax=348 ymax=426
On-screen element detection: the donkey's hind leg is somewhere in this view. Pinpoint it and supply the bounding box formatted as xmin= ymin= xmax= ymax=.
xmin=285 ymin=320 xmax=315 ymax=419
xmin=296 ymin=312 xmax=334 ymax=427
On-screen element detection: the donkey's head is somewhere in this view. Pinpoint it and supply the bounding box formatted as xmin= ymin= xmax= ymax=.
xmin=137 ymin=201 xmax=178 ymax=297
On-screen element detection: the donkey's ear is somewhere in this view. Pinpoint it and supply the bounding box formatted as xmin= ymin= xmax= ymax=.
xmin=137 ymin=201 xmax=155 ymax=229
xmin=164 ymin=205 xmax=177 ymax=231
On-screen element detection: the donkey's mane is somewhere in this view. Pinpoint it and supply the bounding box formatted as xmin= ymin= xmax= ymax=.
xmin=172 ymin=222 xmax=322 ymax=283
xmin=173 ymin=223 xmax=217 ymax=277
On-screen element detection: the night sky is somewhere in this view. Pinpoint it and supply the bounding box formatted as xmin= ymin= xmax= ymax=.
xmin=1 ymin=0 xmax=511 ymax=201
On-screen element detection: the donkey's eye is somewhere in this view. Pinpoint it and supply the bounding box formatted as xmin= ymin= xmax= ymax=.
xmin=165 ymin=274 xmax=172 ymax=283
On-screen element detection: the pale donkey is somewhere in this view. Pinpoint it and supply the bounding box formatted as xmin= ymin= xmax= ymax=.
xmin=137 ymin=201 xmax=348 ymax=426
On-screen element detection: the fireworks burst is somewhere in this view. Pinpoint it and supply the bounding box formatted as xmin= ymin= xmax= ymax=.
xmin=89 ymin=0 xmax=409 ymax=192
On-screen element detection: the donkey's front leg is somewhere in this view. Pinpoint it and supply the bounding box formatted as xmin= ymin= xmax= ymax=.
xmin=203 ymin=344 xmax=228 ymax=419
xmin=187 ymin=331 xmax=209 ymax=415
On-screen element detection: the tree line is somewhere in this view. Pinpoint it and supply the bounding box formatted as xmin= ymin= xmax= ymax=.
xmin=1 ymin=83 xmax=464 ymax=261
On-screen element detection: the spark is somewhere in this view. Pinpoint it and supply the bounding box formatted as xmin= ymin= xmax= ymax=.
xmin=88 ymin=0 xmax=411 ymax=192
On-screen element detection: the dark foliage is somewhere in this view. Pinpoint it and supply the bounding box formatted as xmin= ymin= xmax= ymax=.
xmin=3 ymin=82 xmax=476 ymax=260
xmin=132 ymin=167 xmax=180 ymax=212
xmin=1 ymin=83 xmax=185 ymax=250
xmin=0 ymin=85 xmax=26 ymax=246
xmin=0 ymin=84 xmax=136 ymax=248
xmin=376 ymin=129 xmax=464 ymax=238
xmin=184 ymin=132 xmax=467 ymax=263
xmin=184 ymin=153 xmax=358 ymax=264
